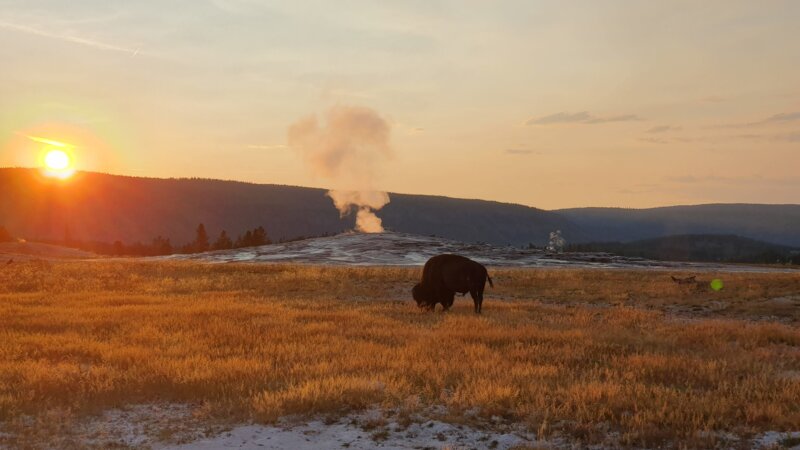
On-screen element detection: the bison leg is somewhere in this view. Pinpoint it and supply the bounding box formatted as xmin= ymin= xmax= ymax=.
xmin=441 ymin=291 xmax=455 ymax=312
xmin=470 ymin=288 xmax=484 ymax=314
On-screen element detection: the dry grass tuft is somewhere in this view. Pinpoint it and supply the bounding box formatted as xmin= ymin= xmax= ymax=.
xmin=1 ymin=261 xmax=799 ymax=448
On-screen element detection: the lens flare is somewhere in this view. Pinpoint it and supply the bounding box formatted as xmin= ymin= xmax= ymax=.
xmin=28 ymin=135 xmax=69 ymax=148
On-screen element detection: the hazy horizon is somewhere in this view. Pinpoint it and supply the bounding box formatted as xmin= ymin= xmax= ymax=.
xmin=2 ymin=1 xmax=799 ymax=209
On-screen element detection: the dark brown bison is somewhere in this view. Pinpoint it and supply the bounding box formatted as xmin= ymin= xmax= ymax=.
xmin=412 ymin=254 xmax=493 ymax=313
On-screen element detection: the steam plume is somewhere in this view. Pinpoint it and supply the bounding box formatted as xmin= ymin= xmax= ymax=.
xmin=327 ymin=190 xmax=390 ymax=233
xmin=288 ymin=106 xmax=392 ymax=233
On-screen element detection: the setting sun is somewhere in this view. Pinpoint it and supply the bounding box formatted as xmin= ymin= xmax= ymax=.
xmin=42 ymin=148 xmax=74 ymax=178
xmin=44 ymin=149 xmax=70 ymax=170
xmin=27 ymin=135 xmax=76 ymax=178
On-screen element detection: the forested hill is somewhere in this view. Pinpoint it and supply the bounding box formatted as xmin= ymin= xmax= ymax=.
xmin=0 ymin=168 xmax=580 ymax=247
xmin=3 ymin=168 xmax=799 ymax=249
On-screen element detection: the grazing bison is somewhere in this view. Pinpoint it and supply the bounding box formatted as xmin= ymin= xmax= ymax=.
xmin=412 ymin=254 xmax=493 ymax=313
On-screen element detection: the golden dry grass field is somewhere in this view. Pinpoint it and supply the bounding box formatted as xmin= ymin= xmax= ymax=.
xmin=1 ymin=261 xmax=799 ymax=448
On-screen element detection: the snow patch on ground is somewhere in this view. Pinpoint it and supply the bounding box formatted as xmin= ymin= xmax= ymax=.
xmin=752 ymin=431 xmax=800 ymax=449
xmin=4 ymin=402 xmax=798 ymax=449
xmin=165 ymin=411 xmax=536 ymax=450
xmin=2 ymin=403 xmax=539 ymax=450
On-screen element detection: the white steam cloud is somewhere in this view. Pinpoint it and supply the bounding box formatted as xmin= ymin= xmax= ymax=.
xmin=288 ymin=106 xmax=392 ymax=233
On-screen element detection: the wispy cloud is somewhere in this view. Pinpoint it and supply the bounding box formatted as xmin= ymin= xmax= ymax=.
xmin=714 ymin=111 xmax=800 ymax=129
xmin=779 ymin=132 xmax=800 ymax=142
xmin=666 ymin=174 xmax=800 ymax=186
xmin=732 ymin=132 xmax=800 ymax=143
xmin=638 ymin=137 xmax=669 ymax=145
xmin=505 ymin=148 xmax=539 ymax=155
xmin=0 ymin=20 xmax=139 ymax=55
xmin=640 ymin=130 xmax=800 ymax=146
xmin=759 ymin=111 xmax=800 ymax=124
xmin=526 ymin=111 xmax=641 ymax=125
xmin=646 ymin=125 xmax=680 ymax=133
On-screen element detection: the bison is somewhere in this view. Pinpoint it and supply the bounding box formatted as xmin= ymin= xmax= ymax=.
xmin=412 ymin=254 xmax=493 ymax=313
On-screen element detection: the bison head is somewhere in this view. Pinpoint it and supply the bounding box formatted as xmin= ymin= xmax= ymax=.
xmin=412 ymin=283 xmax=434 ymax=308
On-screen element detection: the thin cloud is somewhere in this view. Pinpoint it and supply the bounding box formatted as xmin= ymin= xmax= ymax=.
xmin=667 ymin=175 xmax=716 ymax=184
xmin=0 ymin=20 xmax=139 ymax=55
xmin=666 ymin=175 xmax=800 ymax=186
xmin=714 ymin=111 xmax=800 ymax=129
xmin=586 ymin=114 xmax=641 ymax=124
xmin=246 ymin=144 xmax=288 ymax=150
xmin=505 ymin=148 xmax=539 ymax=155
xmin=732 ymin=132 xmax=800 ymax=143
xmin=526 ymin=111 xmax=641 ymax=125
xmin=638 ymin=137 xmax=669 ymax=144
xmin=527 ymin=111 xmax=591 ymax=125
xmin=643 ymin=131 xmax=800 ymax=146
xmin=779 ymin=132 xmax=800 ymax=142
xmin=760 ymin=111 xmax=800 ymax=124
xmin=647 ymin=125 xmax=681 ymax=133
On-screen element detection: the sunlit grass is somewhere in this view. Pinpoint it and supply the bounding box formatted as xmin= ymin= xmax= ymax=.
xmin=0 ymin=261 xmax=798 ymax=447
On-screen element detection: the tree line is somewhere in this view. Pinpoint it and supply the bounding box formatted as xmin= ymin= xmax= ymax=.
xmin=0 ymin=223 xmax=273 ymax=256
xmin=565 ymin=234 xmax=800 ymax=265
xmin=102 ymin=224 xmax=273 ymax=256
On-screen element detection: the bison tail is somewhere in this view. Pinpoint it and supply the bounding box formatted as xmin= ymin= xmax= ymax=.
xmin=487 ymin=274 xmax=494 ymax=288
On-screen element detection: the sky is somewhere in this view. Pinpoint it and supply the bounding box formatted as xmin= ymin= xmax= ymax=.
xmin=1 ymin=0 xmax=799 ymax=209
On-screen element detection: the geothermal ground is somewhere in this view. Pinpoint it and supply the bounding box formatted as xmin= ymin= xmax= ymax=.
xmin=164 ymin=231 xmax=797 ymax=273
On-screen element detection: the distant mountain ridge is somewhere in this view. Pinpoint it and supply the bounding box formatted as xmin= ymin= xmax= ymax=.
xmin=1 ymin=168 xmax=799 ymax=248
xmin=567 ymin=234 xmax=799 ymax=264
xmin=558 ymin=205 xmax=800 ymax=247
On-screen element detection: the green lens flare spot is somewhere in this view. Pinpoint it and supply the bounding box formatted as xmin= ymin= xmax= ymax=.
xmin=710 ymin=279 xmax=724 ymax=291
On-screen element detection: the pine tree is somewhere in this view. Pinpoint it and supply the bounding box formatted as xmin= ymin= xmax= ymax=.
xmin=213 ymin=230 xmax=233 ymax=250
xmin=251 ymin=226 xmax=270 ymax=246
xmin=239 ymin=230 xmax=253 ymax=248
xmin=152 ymin=236 xmax=173 ymax=255
xmin=194 ymin=224 xmax=210 ymax=253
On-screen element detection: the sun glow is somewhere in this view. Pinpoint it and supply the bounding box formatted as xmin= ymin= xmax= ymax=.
xmin=45 ymin=149 xmax=71 ymax=171
xmin=26 ymin=135 xmax=75 ymax=179
xmin=28 ymin=135 xmax=77 ymax=179
xmin=43 ymin=148 xmax=75 ymax=179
